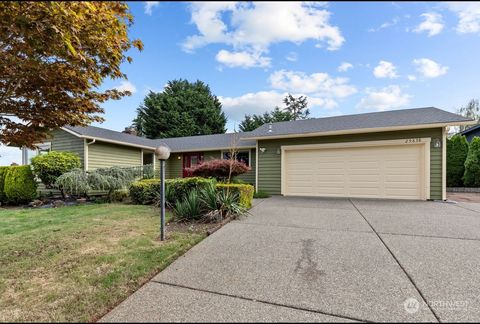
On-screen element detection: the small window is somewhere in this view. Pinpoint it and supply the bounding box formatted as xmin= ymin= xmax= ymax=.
xmin=223 ymin=150 xmax=249 ymax=167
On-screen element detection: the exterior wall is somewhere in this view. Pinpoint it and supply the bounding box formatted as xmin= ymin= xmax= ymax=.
xmin=257 ymin=128 xmax=443 ymax=199
xmin=87 ymin=141 xmax=142 ymax=170
xmin=165 ymin=149 xmax=256 ymax=184
xmin=51 ymin=129 xmax=85 ymax=168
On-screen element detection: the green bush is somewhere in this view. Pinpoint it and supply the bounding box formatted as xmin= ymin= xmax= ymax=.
xmin=215 ymin=189 xmax=246 ymax=218
xmin=31 ymin=151 xmax=81 ymax=189
xmin=0 ymin=166 xmax=9 ymax=203
xmin=447 ymin=135 xmax=469 ymax=187
xmin=173 ymin=190 xmax=202 ymax=221
xmin=216 ymin=183 xmax=254 ymax=209
xmin=253 ymin=190 xmax=271 ymax=199
xmin=4 ymin=166 xmax=38 ymax=204
xmin=55 ymin=168 xmax=90 ymax=196
xmin=464 ymin=137 xmax=480 ymax=187
xmin=129 ymin=177 xmax=216 ymax=205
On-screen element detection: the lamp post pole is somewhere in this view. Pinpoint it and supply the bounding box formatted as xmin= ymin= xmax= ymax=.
xmin=155 ymin=145 xmax=171 ymax=241
xmin=160 ymin=159 xmax=166 ymax=241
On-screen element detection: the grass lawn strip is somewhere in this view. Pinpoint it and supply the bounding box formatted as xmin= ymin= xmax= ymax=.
xmin=0 ymin=203 xmax=209 ymax=322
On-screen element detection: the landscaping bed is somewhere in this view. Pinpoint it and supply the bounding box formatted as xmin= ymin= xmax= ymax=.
xmin=0 ymin=203 xmax=213 ymax=322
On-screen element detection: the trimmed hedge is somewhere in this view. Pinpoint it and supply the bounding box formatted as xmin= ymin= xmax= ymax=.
xmin=216 ymin=183 xmax=254 ymax=209
xmin=31 ymin=151 xmax=81 ymax=188
xmin=4 ymin=165 xmax=38 ymax=204
xmin=0 ymin=166 xmax=8 ymax=203
xmin=129 ymin=177 xmax=215 ymax=205
xmin=464 ymin=137 xmax=480 ymax=187
xmin=447 ymin=135 xmax=469 ymax=187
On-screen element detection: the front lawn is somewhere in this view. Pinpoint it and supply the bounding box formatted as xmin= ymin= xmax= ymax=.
xmin=0 ymin=203 xmax=207 ymax=322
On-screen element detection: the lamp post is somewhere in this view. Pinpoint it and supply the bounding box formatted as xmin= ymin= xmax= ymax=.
xmin=155 ymin=145 xmax=171 ymax=241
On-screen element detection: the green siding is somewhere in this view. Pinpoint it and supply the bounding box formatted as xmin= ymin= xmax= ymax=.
xmin=88 ymin=141 xmax=142 ymax=170
xmin=51 ymin=129 xmax=85 ymax=168
xmin=165 ymin=149 xmax=256 ymax=184
xmin=257 ymin=128 xmax=443 ymax=199
xmin=165 ymin=153 xmax=183 ymax=179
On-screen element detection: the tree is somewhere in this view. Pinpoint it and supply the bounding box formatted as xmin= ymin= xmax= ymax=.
xmin=464 ymin=137 xmax=480 ymax=187
xmin=446 ymin=135 xmax=468 ymax=187
xmin=458 ymin=99 xmax=480 ymax=132
xmin=239 ymin=107 xmax=294 ymax=132
xmin=283 ymin=94 xmax=310 ymax=120
xmin=133 ymin=80 xmax=227 ymax=138
xmin=0 ymin=2 xmax=143 ymax=148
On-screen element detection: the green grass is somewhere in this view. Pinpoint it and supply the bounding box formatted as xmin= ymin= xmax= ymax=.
xmin=0 ymin=203 xmax=206 ymax=322
xmin=253 ymin=190 xmax=271 ymax=199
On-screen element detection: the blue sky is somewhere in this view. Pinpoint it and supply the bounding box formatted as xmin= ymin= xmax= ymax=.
xmin=2 ymin=1 xmax=480 ymax=165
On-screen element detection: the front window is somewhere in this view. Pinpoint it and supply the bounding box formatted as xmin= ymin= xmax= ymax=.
xmin=223 ymin=150 xmax=250 ymax=167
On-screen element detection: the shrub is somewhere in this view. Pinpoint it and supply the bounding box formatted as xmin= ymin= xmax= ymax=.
xmin=215 ymin=189 xmax=246 ymax=218
xmin=186 ymin=159 xmax=250 ymax=182
xmin=55 ymin=168 xmax=90 ymax=196
xmin=31 ymin=151 xmax=81 ymax=189
xmin=129 ymin=177 xmax=215 ymax=205
xmin=172 ymin=190 xmax=202 ymax=221
xmin=447 ymin=135 xmax=469 ymax=187
xmin=216 ymin=183 xmax=254 ymax=209
xmin=88 ymin=166 xmax=136 ymax=200
xmin=4 ymin=166 xmax=38 ymax=204
xmin=0 ymin=166 xmax=8 ymax=203
xmin=253 ymin=190 xmax=271 ymax=199
xmin=464 ymin=137 xmax=480 ymax=187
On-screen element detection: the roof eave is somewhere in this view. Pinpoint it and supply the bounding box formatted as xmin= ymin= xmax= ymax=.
xmin=241 ymin=120 xmax=476 ymax=141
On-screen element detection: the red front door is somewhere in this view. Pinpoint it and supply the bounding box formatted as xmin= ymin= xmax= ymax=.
xmin=183 ymin=153 xmax=203 ymax=177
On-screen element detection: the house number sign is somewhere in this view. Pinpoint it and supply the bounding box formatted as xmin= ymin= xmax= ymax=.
xmin=404 ymin=138 xmax=421 ymax=144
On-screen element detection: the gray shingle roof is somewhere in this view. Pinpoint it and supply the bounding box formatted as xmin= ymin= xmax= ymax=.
xmin=243 ymin=107 xmax=472 ymax=139
xmin=152 ymin=133 xmax=256 ymax=152
xmin=65 ymin=125 xmax=156 ymax=148
xmin=63 ymin=126 xmax=256 ymax=152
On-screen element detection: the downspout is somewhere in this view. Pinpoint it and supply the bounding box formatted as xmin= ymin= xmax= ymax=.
xmin=85 ymin=139 xmax=96 ymax=171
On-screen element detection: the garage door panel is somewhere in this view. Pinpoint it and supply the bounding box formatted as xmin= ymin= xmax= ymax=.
xmin=284 ymin=144 xmax=425 ymax=200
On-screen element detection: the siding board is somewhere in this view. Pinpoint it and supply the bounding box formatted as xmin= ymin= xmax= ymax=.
xmin=88 ymin=141 xmax=141 ymax=170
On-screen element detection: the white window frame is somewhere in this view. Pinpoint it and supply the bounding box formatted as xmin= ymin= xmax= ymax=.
xmin=220 ymin=149 xmax=251 ymax=167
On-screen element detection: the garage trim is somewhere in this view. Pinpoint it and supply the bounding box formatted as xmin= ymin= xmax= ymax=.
xmin=280 ymin=138 xmax=431 ymax=200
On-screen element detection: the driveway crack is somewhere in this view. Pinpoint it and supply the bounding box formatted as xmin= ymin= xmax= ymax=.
xmin=348 ymin=199 xmax=441 ymax=323
xmin=151 ymin=280 xmax=371 ymax=323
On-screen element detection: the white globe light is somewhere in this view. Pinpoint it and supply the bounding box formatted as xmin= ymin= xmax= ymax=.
xmin=155 ymin=145 xmax=171 ymax=160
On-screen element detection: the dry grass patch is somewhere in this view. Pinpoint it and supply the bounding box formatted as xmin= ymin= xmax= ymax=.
xmin=0 ymin=203 xmax=207 ymax=322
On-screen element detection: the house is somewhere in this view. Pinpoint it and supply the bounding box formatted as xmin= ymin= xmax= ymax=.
xmin=459 ymin=124 xmax=480 ymax=142
xmin=26 ymin=107 xmax=473 ymax=201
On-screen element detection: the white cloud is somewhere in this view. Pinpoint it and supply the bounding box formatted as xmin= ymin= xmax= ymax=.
xmin=446 ymin=2 xmax=480 ymax=33
xmin=183 ymin=2 xmax=344 ymax=68
xmin=414 ymin=12 xmax=444 ymax=36
xmin=144 ymin=1 xmax=159 ymax=15
xmin=269 ymin=70 xmax=357 ymax=98
xmin=357 ymin=85 xmax=411 ymax=111
xmin=115 ymin=80 xmax=137 ymax=93
xmin=286 ymin=52 xmax=298 ymax=62
xmin=219 ymin=90 xmax=338 ymax=122
xmin=413 ymin=58 xmax=448 ymax=78
xmin=373 ymin=61 xmax=398 ymax=79
xmin=368 ymin=17 xmax=399 ymax=32
xmin=215 ymin=49 xmax=271 ymax=68
xmin=337 ymin=62 xmax=353 ymax=72
xmin=407 ymin=75 xmax=417 ymax=81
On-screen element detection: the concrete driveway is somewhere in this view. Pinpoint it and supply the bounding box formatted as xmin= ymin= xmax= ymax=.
xmin=101 ymin=197 xmax=480 ymax=322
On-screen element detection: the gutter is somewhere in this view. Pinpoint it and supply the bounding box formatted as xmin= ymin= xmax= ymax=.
xmin=240 ymin=120 xmax=476 ymax=141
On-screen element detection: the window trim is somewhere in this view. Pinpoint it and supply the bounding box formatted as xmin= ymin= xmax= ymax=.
xmin=220 ymin=149 xmax=251 ymax=167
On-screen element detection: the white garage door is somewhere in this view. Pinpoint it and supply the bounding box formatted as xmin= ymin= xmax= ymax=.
xmin=283 ymin=143 xmax=427 ymax=200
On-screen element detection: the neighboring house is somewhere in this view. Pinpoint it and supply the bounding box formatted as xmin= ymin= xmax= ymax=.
xmin=459 ymin=124 xmax=480 ymax=142
xmin=25 ymin=107 xmax=473 ymax=201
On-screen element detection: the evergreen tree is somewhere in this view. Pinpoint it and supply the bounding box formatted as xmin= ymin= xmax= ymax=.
xmin=283 ymin=94 xmax=309 ymax=120
xmin=133 ymin=80 xmax=227 ymax=138
xmin=446 ymin=135 xmax=468 ymax=187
